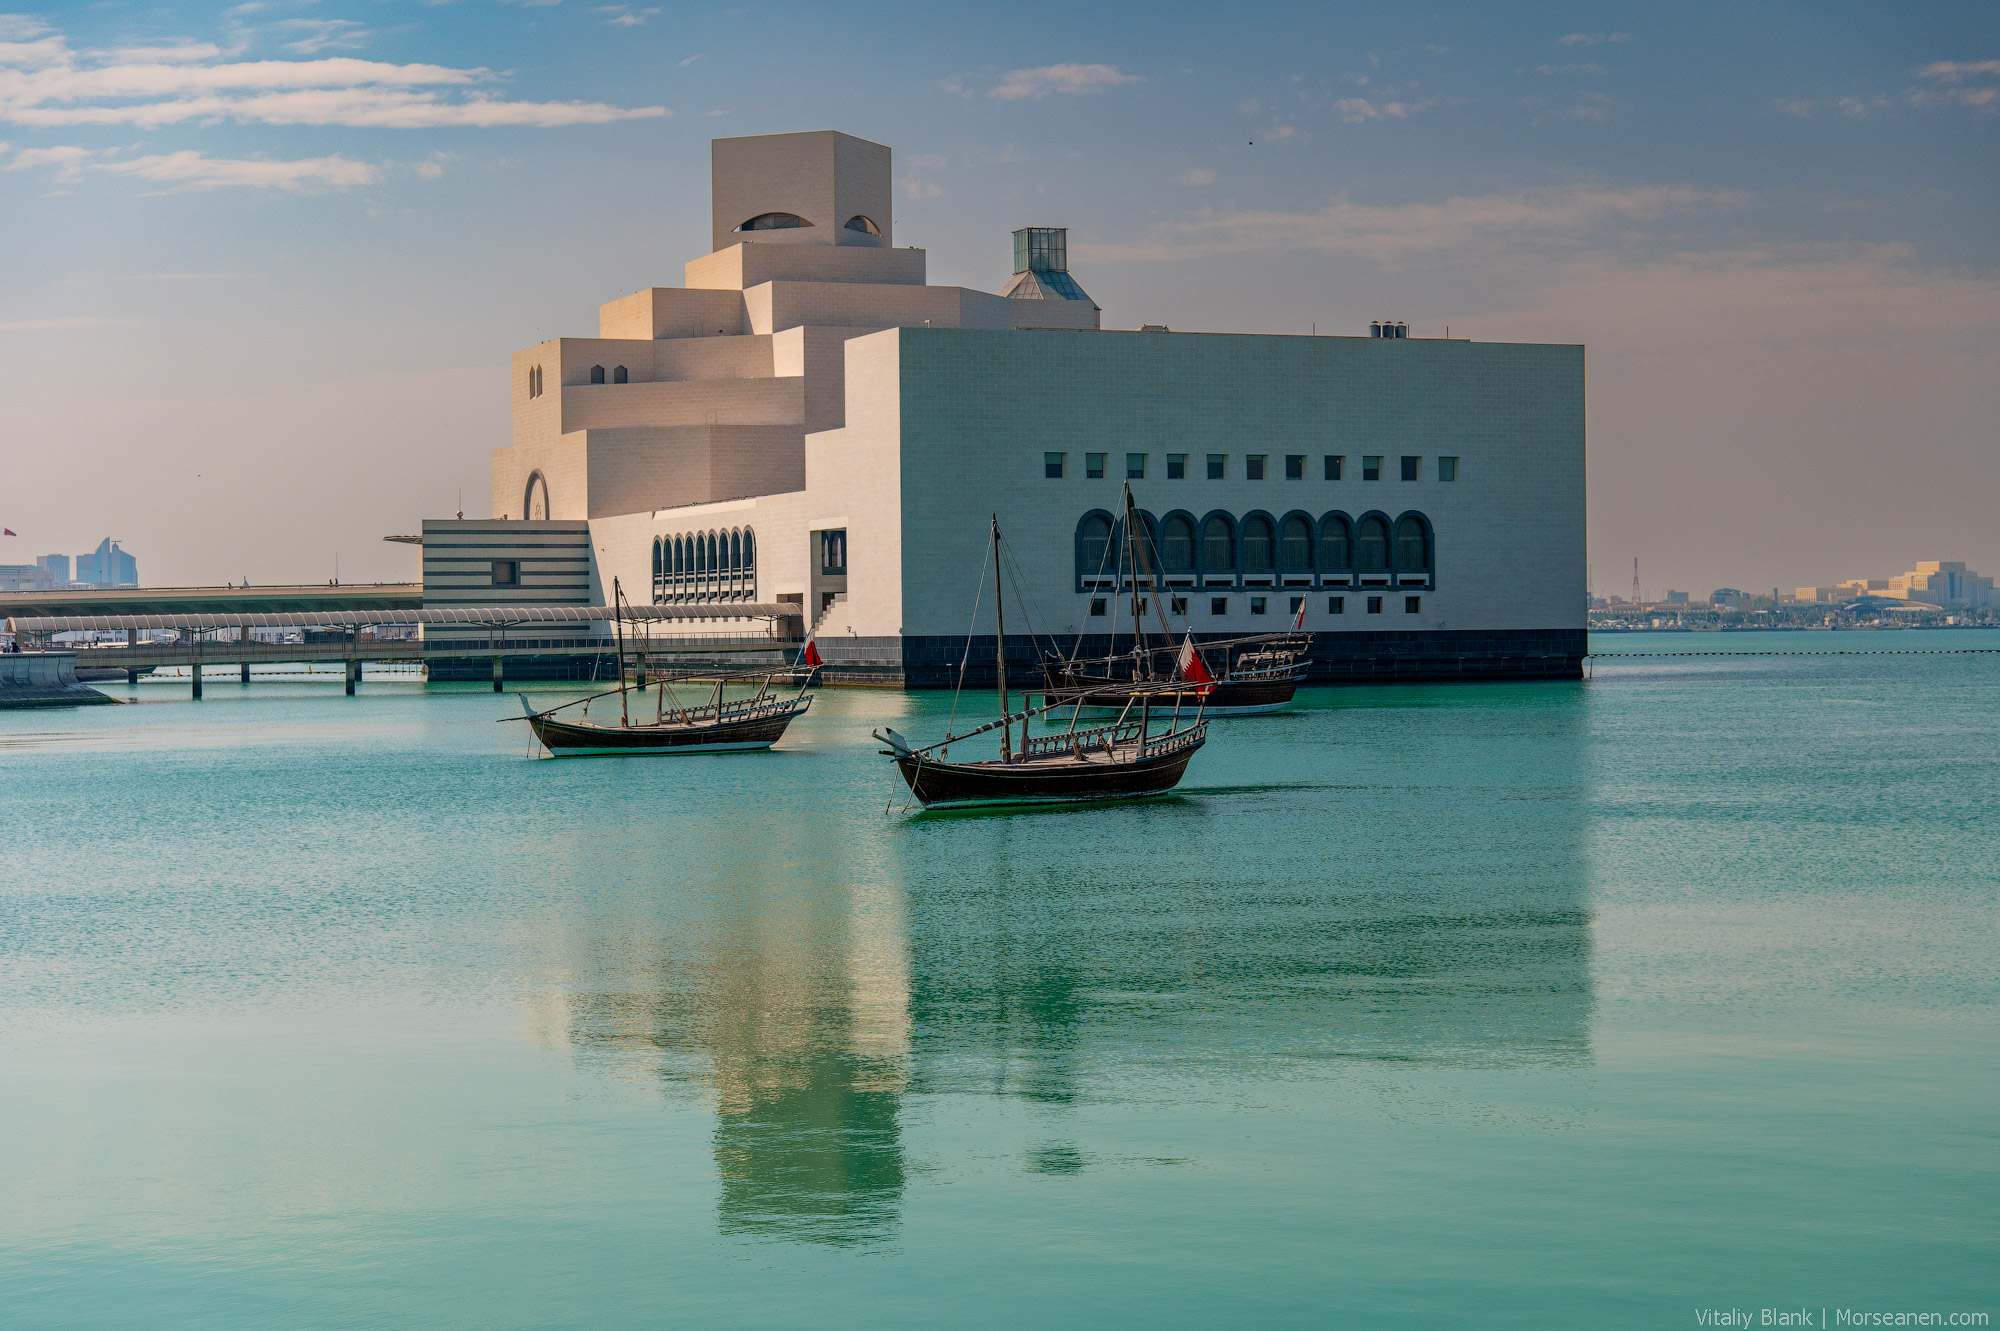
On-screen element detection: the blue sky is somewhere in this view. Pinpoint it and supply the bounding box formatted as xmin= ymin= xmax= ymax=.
xmin=4 ymin=0 xmax=1996 ymax=592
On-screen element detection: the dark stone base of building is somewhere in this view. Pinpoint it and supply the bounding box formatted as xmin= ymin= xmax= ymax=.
xmin=416 ymin=629 xmax=1585 ymax=690
xmin=895 ymin=628 xmax=1587 ymax=690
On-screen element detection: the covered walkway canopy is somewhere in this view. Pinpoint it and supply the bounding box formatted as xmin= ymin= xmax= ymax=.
xmin=0 ymin=583 xmax=424 ymax=620
xmin=5 ymin=603 xmax=804 ymax=635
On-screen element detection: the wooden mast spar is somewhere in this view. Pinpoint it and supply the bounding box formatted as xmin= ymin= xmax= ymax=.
xmin=992 ymin=515 xmax=1010 ymax=761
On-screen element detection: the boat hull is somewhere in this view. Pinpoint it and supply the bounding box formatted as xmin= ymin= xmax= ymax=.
xmin=527 ymin=700 xmax=807 ymax=756
xmin=892 ymin=738 xmax=1202 ymax=809
xmin=1041 ymin=665 xmax=1303 ymax=716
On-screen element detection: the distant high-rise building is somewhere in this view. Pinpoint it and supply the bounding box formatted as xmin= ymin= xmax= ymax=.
xmin=35 ymin=553 xmax=69 ymax=583
xmin=76 ymin=539 xmax=138 ymax=587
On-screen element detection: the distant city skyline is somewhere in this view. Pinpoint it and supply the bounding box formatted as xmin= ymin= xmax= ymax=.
xmin=3 ymin=1 xmax=1995 ymax=592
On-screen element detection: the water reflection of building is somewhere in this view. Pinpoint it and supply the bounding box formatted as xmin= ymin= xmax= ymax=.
xmin=531 ymin=702 xmax=1590 ymax=1239
xmin=537 ymin=870 xmax=912 ymax=1247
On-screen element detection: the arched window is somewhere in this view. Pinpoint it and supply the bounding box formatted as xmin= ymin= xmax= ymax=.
xmin=589 ymin=365 xmax=605 ymax=385
xmin=844 ymin=215 xmax=882 ymax=236
xmin=613 ymin=365 xmax=628 ymax=384
xmin=524 ymin=472 xmax=550 ymax=522
xmin=730 ymin=529 xmax=742 ymax=574
xmin=1394 ymin=514 xmax=1432 ymax=573
xmin=1200 ymin=514 xmax=1236 ymax=576
xmin=1241 ymin=514 xmax=1276 ymax=574
xmin=737 ymin=212 xmax=812 ymax=231
xmin=528 ymin=365 xmax=542 ymax=398
xmin=1076 ymin=512 xmax=1114 ymax=584
xmin=1123 ymin=512 xmax=1162 ymax=576
xmin=742 ymin=528 xmax=756 ymax=599
xmin=1160 ymin=514 xmax=1197 ymax=574
xmin=1319 ymin=514 xmax=1352 ymax=571
xmin=1280 ymin=515 xmax=1313 ymax=573
xmin=1357 ymin=515 xmax=1390 ymax=571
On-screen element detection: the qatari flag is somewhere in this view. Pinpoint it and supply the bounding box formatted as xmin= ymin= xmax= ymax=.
xmin=799 ymin=632 xmax=822 ymax=668
xmin=1175 ymin=632 xmax=1215 ymax=693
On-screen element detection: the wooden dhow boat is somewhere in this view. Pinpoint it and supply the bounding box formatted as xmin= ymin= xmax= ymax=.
xmin=510 ymin=579 xmax=816 ymax=757
xmin=875 ymin=517 xmax=1209 ymax=810
xmin=1041 ymin=486 xmax=1310 ymax=716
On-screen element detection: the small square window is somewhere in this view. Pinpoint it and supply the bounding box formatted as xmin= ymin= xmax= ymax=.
xmin=1170 ymin=595 xmax=1188 ymax=615
xmin=1289 ymin=596 xmax=1305 ymax=618
xmin=1405 ymin=596 xmax=1422 ymax=613
xmin=1401 ymin=455 xmax=1421 ymax=481
xmin=1167 ymin=453 xmax=1188 ymax=479
xmin=1085 ymin=453 xmax=1107 ymax=479
xmin=1136 ymin=598 xmax=1149 ymax=614
xmin=1246 ymin=454 xmax=1266 ymax=480
xmin=1366 ymin=595 xmax=1383 ymax=614
xmin=1324 ymin=455 xmax=1344 ymax=481
xmin=1328 ymin=595 xmax=1345 ymax=614
xmin=1210 ymin=597 xmax=1228 ymax=615
xmin=1044 ymin=451 xmax=1065 ymax=479
xmin=1438 ymin=455 xmax=1458 ymax=482
xmin=1363 ymin=455 xmax=1383 ymax=481
xmin=1207 ymin=454 xmax=1227 ymax=480
xmin=1250 ymin=596 xmax=1267 ymax=615
xmin=1285 ymin=454 xmax=1306 ymax=480
xmin=1126 ymin=452 xmax=1147 ymax=480
xmin=1090 ymin=598 xmax=1108 ymax=616
xmin=491 ymin=559 xmax=519 ymax=587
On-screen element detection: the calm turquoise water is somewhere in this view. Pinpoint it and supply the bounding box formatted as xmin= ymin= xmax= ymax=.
xmin=2 ymin=631 xmax=1995 ymax=1328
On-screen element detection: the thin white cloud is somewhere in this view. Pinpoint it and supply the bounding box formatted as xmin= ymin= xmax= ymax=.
xmin=898 ymin=177 xmax=943 ymax=200
xmin=990 ymin=63 xmax=1140 ymax=100
xmin=1771 ymin=97 xmax=1816 ymax=118
xmin=1178 ymin=167 xmax=1215 ymax=186
xmin=1078 ymin=183 xmax=1734 ymax=266
xmin=0 ymin=22 xmax=667 ymax=129
xmin=1336 ymin=96 xmax=1434 ymax=123
xmin=1916 ymin=60 xmax=2000 ymax=81
xmin=4 ymin=142 xmax=93 ymax=179
xmin=594 ymin=6 xmax=660 ymax=25
xmin=276 ymin=19 xmax=373 ymax=57
xmin=1535 ymin=63 xmax=1605 ymax=76
xmin=677 ymin=53 xmax=704 ymax=67
xmin=98 ymin=150 xmax=377 ymax=191
xmin=1557 ymin=32 xmax=1630 ymax=47
xmin=0 ymin=35 xmax=69 ymax=69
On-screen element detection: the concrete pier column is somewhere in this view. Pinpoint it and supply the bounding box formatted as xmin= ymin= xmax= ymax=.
xmin=191 ymin=662 xmax=203 ymax=700
xmin=240 ymin=625 xmax=252 ymax=683
xmin=126 ymin=669 xmax=139 ymax=685
xmin=492 ymin=656 xmax=504 ymax=692
xmin=345 ymin=659 xmax=360 ymax=696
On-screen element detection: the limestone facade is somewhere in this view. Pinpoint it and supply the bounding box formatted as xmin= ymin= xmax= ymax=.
xmin=476 ymin=130 xmax=1587 ymax=685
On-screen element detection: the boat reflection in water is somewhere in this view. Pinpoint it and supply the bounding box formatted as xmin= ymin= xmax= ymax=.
xmin=527 ymin=691 xmax=1590 ymax=1244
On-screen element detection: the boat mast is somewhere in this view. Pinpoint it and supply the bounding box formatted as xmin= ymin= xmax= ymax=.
xmin=1123 ymin=485 xmax=1148 ymax=679
xmin=613 ymin=577 xmax=630 ymax=726
xmin=992 ymin=515 xmax=1010 ymax=760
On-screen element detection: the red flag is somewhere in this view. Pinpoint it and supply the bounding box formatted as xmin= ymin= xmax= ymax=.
xmin=799 ymin=631 xmax=822 ymax=669
xmin=2 ymin=529 xmax=14 ymax=537
xmin=1291 ymin=597 xmax=1307 ymax=631
xmin=1175 ymin=632 xmax=1215 ymax=694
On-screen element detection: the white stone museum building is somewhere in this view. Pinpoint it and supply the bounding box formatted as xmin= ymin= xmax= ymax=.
xmin=426 ymin=129 xmax=1586 ymax=686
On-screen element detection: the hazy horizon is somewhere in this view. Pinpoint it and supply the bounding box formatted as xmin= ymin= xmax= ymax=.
xmin=4 ymin=1 xmax=1995 ymax=594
